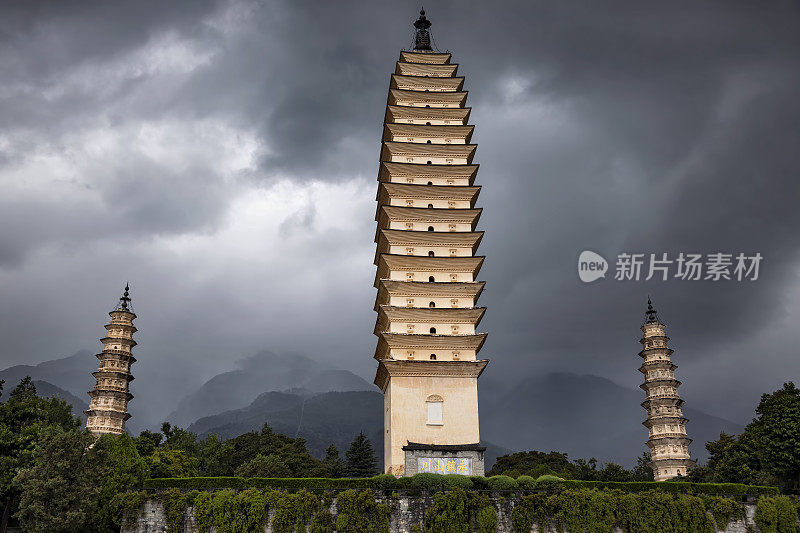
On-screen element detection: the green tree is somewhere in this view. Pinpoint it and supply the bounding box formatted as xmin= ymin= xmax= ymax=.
xmin=234 ymin=453 xmax=291 ymax=478
xmin=632 ymin=452 xmax=655 ymax=481
xmin=488 ymin=450 xmax=574 ymax=478
xmin=198 ymin=424 xmax=325 ymax=478
xmin=0 ymin=377 xmax=80 ymax=527
xmin=147 ymin=448 xmax=198 ymax=478
xmin=322 ymin=444 xmax=345 ymax=478
xmin=753 ymin=382 xmax=800 ymax=490
xmin=160 ymin=422 xmax=199 ymax=455
xmin=92 ymin=433 xmax=149 ymax=528
xmin=13 ymin=428 xmax=147 ymax=533
xmin=694 ymin=382 xmax=800 ymax=489
xmin=196 ymin=432 xmax=226 ymax=476
xmin=572 ymin=457 xmax=599 ymax=481
xmin=598 ymin=462 xmax=633 ymax=482
xmin=344 ymin=432 xmax=378 ymax=478
xmin=13 ymin=427 xmax=99 ymax=532
xmin=702 ymin=431 xmax=773 ymax=485
xmin=133 ymin=429 xmax=162 ymax=457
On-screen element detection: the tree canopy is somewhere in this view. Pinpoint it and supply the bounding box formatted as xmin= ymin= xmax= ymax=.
xmin=690 ymin=382 xmax=800 ymax=490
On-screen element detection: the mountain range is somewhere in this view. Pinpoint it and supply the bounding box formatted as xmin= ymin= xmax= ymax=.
xmin=479 ymin=373 xmax=743 ymax=466
xmin=166 ymin=351 xmax=374 ymax=427
xmin=0 ymin=351 xmax=745 ymax=469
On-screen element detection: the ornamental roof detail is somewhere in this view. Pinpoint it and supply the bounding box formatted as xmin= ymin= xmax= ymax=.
xmin=395 ymin=61 xmax=459 ymax=77
xmin=377 ymin=253 xmax=484 ymax=273
xmin=386 ymin=105 xmax=471 ymax=124
xmin=381 ymin=141 xmax=476 ymax=161
xmin=377 ymin=331 xmax=487 ymax=352
xmin=377 ymin=279 xmax=485 ymax=297
xmin=390 ymin=74 xmax=465 ymax=92
xmin=379 ymin=182 xmax=480 ymax=201
xmin=378 ymin=205 xmax=481 ymax=225
xmin=383 ymin=123 xmax=474 ymax=141
xmin=379 ymin=162 xmax=479 ymax=182
xmin=374 ymin=359 xmax=488 ymax=391
xmin=389 ymin=88 xmax=467 ymax=107
xmin=399 ymin=51 xmax=452 ymax=64
xmin=378 ymin=306 xmax=486 ymax=324
xmin=377 ymin=228 xmax=483 ymax=248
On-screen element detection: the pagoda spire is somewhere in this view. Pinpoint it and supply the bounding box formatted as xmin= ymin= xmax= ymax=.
xmin=638 ymin=297 xmax=694 ymax=481
xmin=84 ymin=284 xmax=138 ymax=436
xmin=413 ymin=9 xmax=433 ymax=51
xmin=118 ymin=283 xmax=131 ymax=310
xmin=645 ymin=296 xmax=658 ymax=323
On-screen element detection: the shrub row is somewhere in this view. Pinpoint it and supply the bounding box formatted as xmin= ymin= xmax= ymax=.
xmin=122 ymin=487 xmax=794 ymax=533
xmin=143 ymin=473 xmax=778 ymax=496
xmin=560 ymin=480 xmax=779 ymax=496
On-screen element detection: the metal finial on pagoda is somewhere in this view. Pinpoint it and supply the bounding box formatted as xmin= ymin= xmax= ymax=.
xmin=645 ymin=296 xmax=658 ymax=323
xmin=413 ymin=9 xmax=433 ymax=51
xmin=118 ymin=283 xmax=131 ymax=310
xmin=637 ymin=300 xmax=694 ymax=481
xmin=85 ymin=284 xmax=138 ymax=436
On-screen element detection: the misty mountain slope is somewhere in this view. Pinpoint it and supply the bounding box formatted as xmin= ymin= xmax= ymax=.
xmin=480 ymin=373 xmax=743 ymax=468
xmin=0 ymin=378 xmax=89 ymax=420
xmin=167 ymin=352 xmax=374 ymax=427
xmin=32 ymin=380 xmax=89 ymax=419
xmin=188 ymin=390 xmax=382 ymax=461
xmin=0 ymin=350 xmax=95 ymax=399
xmin=188 ymin=389 xmax=510 ymax=470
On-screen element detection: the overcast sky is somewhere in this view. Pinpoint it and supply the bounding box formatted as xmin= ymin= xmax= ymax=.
xmin=1 ymin=0 xmax=799 ymax=426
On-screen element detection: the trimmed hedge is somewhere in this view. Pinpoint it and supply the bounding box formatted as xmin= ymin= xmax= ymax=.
xmin=120 ymin=487 xmax=792 ymax=533
xmin=561 ymin=480 xmax=779 ymax=496
xmin=142 ymin=475 xmax=778 ymax=496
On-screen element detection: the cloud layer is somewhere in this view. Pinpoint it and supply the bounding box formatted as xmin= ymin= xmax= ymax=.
xmin=1 ymin=0 xmax=799 ymax=432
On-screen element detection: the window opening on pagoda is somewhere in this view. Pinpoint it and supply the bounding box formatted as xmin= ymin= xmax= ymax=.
xmin=425 ymin=104 xmax=430 ymax=108
xmin=429 ymin=301 xmax=436 ymax=308
xmin=427 ymin=140 xmax=432 ymax=144
xmin=430 ymin=354 xmax=437 ymax=360
xmin=428 ymin=226 xmax=434 ymax=231
xmin=428 ymin=276 xmax=435 ymax=282
xmin=426 ymin=397 xmax=443 ymax=424
xmin=427 ymin=181 xmax=433 ymax=185
xmin=430 ymin=327 xmax=437 ymax=334
xmin=428 ymin=203 xmax=434 ymax=208
xmin=427 ymin=161 xmax=432 ymax=165
xmin=428 ymin=251 xmax=434 ymax=256
xmin=426 ymin=122 xmax=431 ymax=125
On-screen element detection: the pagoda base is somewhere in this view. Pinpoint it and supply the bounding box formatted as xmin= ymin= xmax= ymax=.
xmin=402 ymin=442 xmax=486 ymax=477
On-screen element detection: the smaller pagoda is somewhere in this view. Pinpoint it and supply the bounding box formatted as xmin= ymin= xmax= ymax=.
xmin=85 ymin=284 xmax=137 ymax=436
xmin=638 ymin=298 xmax=694 ymax=481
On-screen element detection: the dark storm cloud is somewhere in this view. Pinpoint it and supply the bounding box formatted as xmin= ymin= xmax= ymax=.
xmin=0 ymin=0 xmax=799 ymax=434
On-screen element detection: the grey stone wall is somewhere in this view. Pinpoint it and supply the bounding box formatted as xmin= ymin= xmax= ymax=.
xmin=121 ymin=495 xmax=760 ymax=533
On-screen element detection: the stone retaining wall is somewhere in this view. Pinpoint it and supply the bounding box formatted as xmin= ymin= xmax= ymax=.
xmin=122 ymin=495 xmax=760 ymax=533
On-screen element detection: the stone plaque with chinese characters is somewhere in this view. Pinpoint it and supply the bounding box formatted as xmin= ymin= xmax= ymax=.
xmin=417 ymin=457 xmax=472 ymax=475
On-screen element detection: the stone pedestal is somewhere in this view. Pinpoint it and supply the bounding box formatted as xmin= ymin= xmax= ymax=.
xmin=403 ymin=442 xmax=485 ymax=477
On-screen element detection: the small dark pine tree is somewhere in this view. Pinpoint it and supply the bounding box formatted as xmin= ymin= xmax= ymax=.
xmin=344 ymin=432 xmax=378 ymax=478
xmin=632 ymin=452 xmax=655 ymax=481
xmin=323 ymin=444 xmax=345 ymax=478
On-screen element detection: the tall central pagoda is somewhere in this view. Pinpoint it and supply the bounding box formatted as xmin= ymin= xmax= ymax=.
xmin=372 ymin=10 xmax=489 ymax=476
